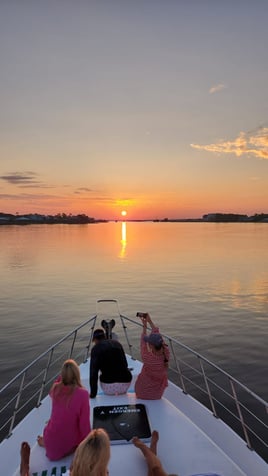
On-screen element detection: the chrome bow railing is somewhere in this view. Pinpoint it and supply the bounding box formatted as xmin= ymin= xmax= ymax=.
xmin=0 ymin=299 xmax=267 ymax=463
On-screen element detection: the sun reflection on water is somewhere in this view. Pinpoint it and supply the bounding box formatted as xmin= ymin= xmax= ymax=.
xmin=119 ymin=221 xmax=127 ymax=258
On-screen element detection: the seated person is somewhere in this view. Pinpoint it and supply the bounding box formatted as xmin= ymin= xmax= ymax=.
xmin=37 ymin=359 xmax=90 ymax=461
xmin=70 ymin=428 xmax=110 ymax=476
xmin=21 ymin=430 xmax=178 ymax=476
xmin=20 ymin=428 xmax=110 ymax=476
xmin=89 ymin=328 xmax=132 ymax=398
xmin=135 ymin=313 xmax=170 ymax=400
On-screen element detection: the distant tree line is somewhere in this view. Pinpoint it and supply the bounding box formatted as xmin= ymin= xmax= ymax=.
xmin=0 ymin=212 xmax=107 ymax=225
xmin=154 ymin=213 xmax=268 ymax=223
xmin=0 ymin=211 xmax=267 ymax=224
xmin=202 ymin=213 xmax=268 ymax=222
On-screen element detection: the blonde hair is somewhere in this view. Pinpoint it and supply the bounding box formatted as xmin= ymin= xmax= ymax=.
xmin=71 ymin=428 xmax=110 ymax=476
xmin=52 ymin=359 xmax=83 ymax=400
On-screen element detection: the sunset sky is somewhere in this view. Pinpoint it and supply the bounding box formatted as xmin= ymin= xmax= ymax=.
xmin=1 ymin=1 xmax=268 ymax=220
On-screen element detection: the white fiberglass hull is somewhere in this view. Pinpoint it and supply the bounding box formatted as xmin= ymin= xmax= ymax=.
xmin=0 ymin=356 xmax=267 ymax=476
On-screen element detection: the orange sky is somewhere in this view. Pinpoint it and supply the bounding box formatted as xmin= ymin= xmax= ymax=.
xmin=0 ymin=2 xmax=267 ymax=220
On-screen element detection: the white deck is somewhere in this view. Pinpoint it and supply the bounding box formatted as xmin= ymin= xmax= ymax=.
xmin=0 ymin=356 xmax=266 ymax=476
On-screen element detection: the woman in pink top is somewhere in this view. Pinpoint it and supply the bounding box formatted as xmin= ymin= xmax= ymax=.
xmin=135 ymin=313 xmax=170 ymax=400
xmin=37 ymin=359 xmax=90 ymax=461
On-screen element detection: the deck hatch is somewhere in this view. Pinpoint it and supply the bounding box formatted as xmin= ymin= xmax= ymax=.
xmin=93 ymin=403 xmax=151 ymax=444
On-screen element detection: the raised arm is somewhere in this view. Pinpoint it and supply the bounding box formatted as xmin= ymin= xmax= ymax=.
xmin=141 ymin=314 xmax=148 ymax=335
xmin=146 ymin=313 xmax=158 ymax=331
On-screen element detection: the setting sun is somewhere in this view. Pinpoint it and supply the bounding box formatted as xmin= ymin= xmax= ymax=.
xmin=121 ymin=210 xmax=127 ymax=217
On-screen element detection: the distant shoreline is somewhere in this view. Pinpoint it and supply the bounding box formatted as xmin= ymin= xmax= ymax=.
xmin=0 ymin=212 xmax=268 ymax=224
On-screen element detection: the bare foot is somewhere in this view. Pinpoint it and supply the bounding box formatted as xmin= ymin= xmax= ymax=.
xmin=37 ymin=435 xmax=45 ymax=447
xmin=150 ymin=430 xmax=159 ymax=455
xmin=132 ymin=436 xmax=144 ymax=449
xmin=20 ymin=442 xmax=30 ymax=476
xmin=132 ymin=436 xmax=154 ymax=459
xmin=133 ymin=432 xmax=167 ymax=476
xmin=132 ymin=431 xmax=159 ymax=453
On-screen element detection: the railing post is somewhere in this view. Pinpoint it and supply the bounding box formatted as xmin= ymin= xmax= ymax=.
xmin=120 ymin=315 xmax=134 ymax=359
xmin=229 ymin=378 xmax=252 ymax=449
xmin=8 ymin=372 xmax=26 ymax=437
xmin=36 ymin=348 xmax=54 ymax=407
xmin=199 ymin=358 xmax=218 ymax=417
xmin=69 ymin=330 xmax=77 ymax=358
xmin=169 ymin=340 xmax=187 ymax=393
xmin=84 ymin=318 xmax=97 ymax=362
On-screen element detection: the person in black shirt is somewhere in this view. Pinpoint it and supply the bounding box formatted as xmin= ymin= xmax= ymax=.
xmin=89 ymin=329 xmax=132 ymax=398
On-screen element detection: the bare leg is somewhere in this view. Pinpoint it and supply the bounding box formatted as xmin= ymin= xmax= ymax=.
xmin=132 ymin=432 xmax=168 ymax=476
xmin=20 ymin=442 xmax=30 ymax=476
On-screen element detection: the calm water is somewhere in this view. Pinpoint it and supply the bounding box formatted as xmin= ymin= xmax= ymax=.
xmin=0 ymin=222 xmax=267 ymax=401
